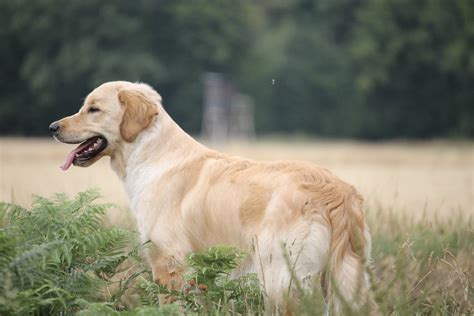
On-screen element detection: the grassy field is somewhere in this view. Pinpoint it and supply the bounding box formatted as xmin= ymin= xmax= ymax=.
xmin=1 ymin=137 xmax=472 ymax=222
xmin=0 ymin=137 xmax=473 ymax=314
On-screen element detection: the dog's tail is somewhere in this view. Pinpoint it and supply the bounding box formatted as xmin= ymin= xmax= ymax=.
xmin=322 ymin=186 xmax=378 ymax=314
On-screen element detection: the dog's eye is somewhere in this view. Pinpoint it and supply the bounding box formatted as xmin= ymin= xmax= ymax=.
xmin=88 ymin=107 xmax=100 ymax=113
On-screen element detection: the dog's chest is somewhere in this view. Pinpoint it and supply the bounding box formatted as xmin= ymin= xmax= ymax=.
xmin=124 ymin=163 xmax=176 ymax=233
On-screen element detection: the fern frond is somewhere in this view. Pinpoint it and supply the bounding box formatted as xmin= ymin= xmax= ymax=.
xmin=0 ymin=190 xmax=139 ymax=315
xmin=137 ymin=277 xmax=163 ymax=306
xmin=2 ymin=240 xmax=63 ymax=287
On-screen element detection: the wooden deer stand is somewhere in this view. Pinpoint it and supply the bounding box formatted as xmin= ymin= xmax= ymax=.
xmin=201 ymin=73 xmax=255 ymax=143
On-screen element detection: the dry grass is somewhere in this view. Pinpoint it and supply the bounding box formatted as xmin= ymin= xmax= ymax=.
xmin=0 ymin=137 xmax=473 ymax=314
xmin=219 ymin=139 xmax=474 ymax=220
xmin=1 ymin=137 xmax=472 ymax=223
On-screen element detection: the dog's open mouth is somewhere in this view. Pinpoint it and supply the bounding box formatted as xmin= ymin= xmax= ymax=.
xmin=61 ymin=136 xmax=108 ymax=171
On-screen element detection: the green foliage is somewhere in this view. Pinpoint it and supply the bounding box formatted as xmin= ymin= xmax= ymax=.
xmin=183 ymin=246 xmax=263 ymax=314
xmin=248 ymin=0 xmax=474 ymax=139
xmin=1 ymin=190 xmax=472 ymax=314
xmin=349 ymin=0 xmax=474 ymax=138
xmin=1 ymin=0 xmax=473 ymax=138
xmin=79 ymin=303 xmax=181 ymax=316
xmin=133 ymin=246 xmax=263 ymax=315
xmin=0 ymin=190 xmax=139 ymax=315
xmin=0 ymin=0 xmax=259 ymax=135
xmin=367 ymin=210 xmax=473 ymax=315
xmin=0 ymin=192 xmax=263 ymax=315
xmin=186 ymin=245 xmax=246 ymax=282
xmin=291 ymin=209 xmax=473 ymax=315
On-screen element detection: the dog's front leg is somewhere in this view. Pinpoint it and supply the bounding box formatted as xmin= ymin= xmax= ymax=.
xmin=146 ymin=246 xmax=185 ymax=304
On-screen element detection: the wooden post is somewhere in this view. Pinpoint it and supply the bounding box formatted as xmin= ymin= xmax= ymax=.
xmin=201 ymin=72 xmax=255 ymax=143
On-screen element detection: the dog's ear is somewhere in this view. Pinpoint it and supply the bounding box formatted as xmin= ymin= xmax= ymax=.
xmin=118 ymin=88 xmax=159 ymax=142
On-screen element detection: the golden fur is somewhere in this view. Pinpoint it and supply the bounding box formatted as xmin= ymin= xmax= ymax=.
xmin=51 ymin=81 xmax=376 ymax=313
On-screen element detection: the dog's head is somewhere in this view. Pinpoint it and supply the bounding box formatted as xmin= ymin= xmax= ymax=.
xmin=49 ymin=81 xmax=160 ymax=170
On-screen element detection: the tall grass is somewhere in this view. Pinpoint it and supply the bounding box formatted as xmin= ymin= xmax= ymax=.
xmin=0 ymin=190 xmax=472 ymax=315
xmin=366 ymin=209 xmax=473 ymax=315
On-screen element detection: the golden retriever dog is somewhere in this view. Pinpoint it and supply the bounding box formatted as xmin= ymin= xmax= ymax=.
xmin=50 ymin=81 xmax=376 ymax=313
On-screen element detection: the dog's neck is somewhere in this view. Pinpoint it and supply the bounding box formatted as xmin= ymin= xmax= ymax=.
xmin=110 ymin=110 xmax=207 ymax=181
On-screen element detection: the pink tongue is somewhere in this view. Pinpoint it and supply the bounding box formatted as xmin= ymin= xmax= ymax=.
xmin=60 ymin=141 xmax=92 ymax=171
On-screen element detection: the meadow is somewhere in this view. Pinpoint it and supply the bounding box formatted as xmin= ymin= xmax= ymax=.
xmin=0 ymin=138 xmax=473 ymax=314
xmin=1 ymin=138 xmax=472 ymax=223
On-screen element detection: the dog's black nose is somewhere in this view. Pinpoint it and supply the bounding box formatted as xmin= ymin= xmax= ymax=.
xmin=49 ymin=122 xmax=60 ymax=134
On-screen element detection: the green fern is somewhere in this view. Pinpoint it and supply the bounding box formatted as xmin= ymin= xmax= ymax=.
xmin=184 ymin=245 xmax=263 ymax=314
xmin=132 ymin=245 xmax=264 ymax=315
xmin=0 ymin=190 xmax=139 ymax=315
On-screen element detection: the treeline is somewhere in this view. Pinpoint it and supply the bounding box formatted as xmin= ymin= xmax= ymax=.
xmin=1 ymin=0 xmax=473 ymax=139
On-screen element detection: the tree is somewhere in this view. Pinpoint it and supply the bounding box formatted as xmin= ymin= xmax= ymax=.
xmin=0 ymin=0 xmax=259 ymax=135
xmin=351 ymin=0 xmax=474 ymax=138
xmin=0 ymin=0 xmax=472 ymax=138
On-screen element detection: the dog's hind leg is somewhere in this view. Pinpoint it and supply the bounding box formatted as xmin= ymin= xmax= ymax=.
xmin=254 ymin=217 xmax=331 ymax=313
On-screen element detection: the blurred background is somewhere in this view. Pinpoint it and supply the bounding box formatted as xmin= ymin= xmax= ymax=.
xmin=0 ymin=0 xmax=473 ymax=223
xmin=1 ymin=0 xmax=473 ymax=139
